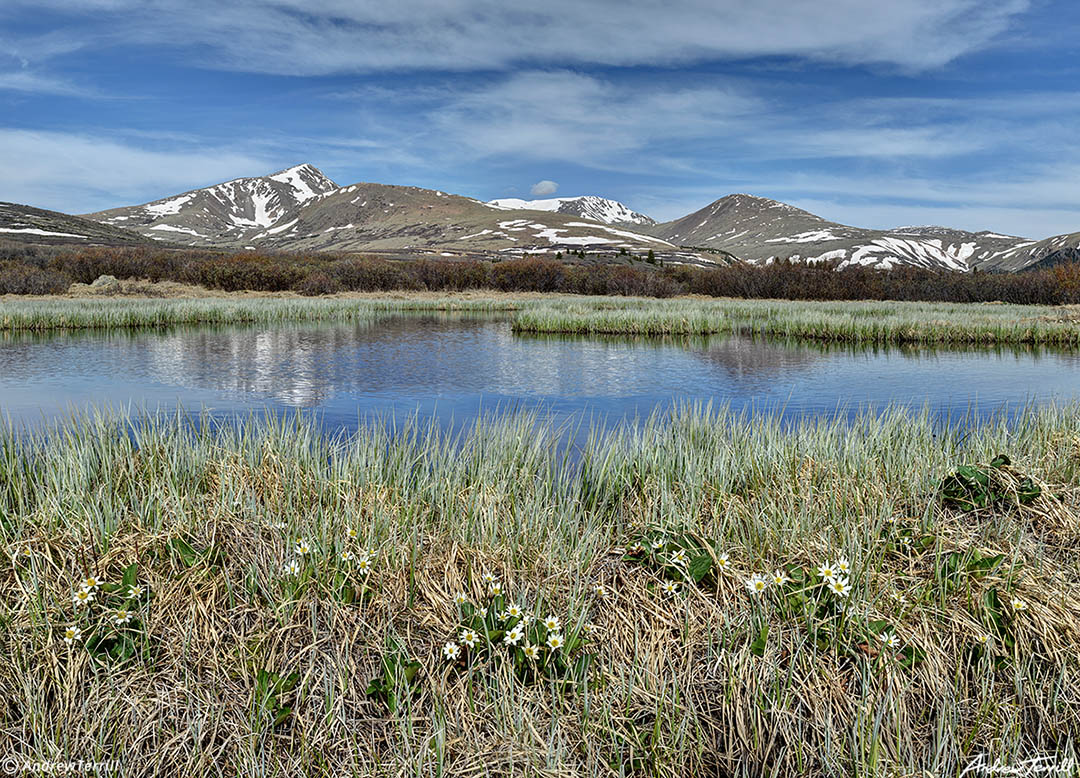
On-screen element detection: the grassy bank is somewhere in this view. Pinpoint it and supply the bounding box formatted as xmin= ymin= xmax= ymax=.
xmin=0 ymin=295 xmax=529 ymax=332
xmin=5 ymin=295 xmax=1080 ymax=346
xmin=512 ymin=298 xmax=1080 ymax=345
xmin=1 ymin=406 xmax=1078 ymax=776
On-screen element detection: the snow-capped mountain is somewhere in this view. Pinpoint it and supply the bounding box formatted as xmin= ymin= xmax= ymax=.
xmin=85 ymin=164 xmax=339 ymax=245
xmin=649 ymin=194 xmax=1040 ymax=271
xmin=61 ymin=165 xmax=1078 ymax=271
xmin=487 ymin=196 xmax=655 ymax=227
xmin=973 ymin=230 xmax=1080 ymax=271
xmin=241 ymin=181 xmax=707 ymax=262
xmin=79 ymin=166 xmax=715 ymax=264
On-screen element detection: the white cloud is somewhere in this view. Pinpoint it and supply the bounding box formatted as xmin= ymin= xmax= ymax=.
xmin=0 ymin=70 xmax=86 ymax=96
xmin=0 ymin=129 xmax=274 ymax=213
xmin=530 ymin=180 xmax=558 ymax=196
xmin=2 ymin=0 xmax=1030 ymax=74
xmin=429 ymin=70 xmax=759 ymax=168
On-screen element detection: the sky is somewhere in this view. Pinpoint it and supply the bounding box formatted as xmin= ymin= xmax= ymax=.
xmin=1 ymin=0 xmax=1079 ymax=238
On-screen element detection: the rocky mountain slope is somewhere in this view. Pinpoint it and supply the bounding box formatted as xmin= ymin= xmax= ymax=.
xmin=0 ymin=201 xmax=158 ymax=246
xmin=648 ymin=194 xmax=1041 ymax=271
xmin=974 ymin=230 xmax=1080 ymax=271
xmin=245 ymin=182 xmax=709 ymax=261
xmin=486 ymin=196 xmax=655 ymax=227
xmin=12 ymin=163 xmax=1067 ymax=271
xmin=85 ymin=164 xmax=339 ymax=246
xmin=81 ymin=166 xmax=715 ymax=264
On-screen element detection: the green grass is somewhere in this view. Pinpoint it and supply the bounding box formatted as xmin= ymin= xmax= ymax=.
xmin=512 ymin=298 xmax=1080 ymax=345
xmin=6 ymin=296 xmax=1080 ymax=346
xmin=0 ymin=296 xmax=529 ymax=332
xmin=1 ymin=404 xmax=1078 ymax=776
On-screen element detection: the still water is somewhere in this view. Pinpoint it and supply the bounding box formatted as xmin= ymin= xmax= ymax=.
xmin=1 ymin=314 xmax=1078 ymax=431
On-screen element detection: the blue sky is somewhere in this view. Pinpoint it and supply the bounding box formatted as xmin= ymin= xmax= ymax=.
xmin=1 ymin=0 xmax=1078 ymax=237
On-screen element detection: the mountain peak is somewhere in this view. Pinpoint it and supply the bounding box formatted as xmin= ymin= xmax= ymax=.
xmin=85 ymin=163 xmax=341 ymax=244
xmin=266 ymin=164 xmax=338 ymax=201
xmin=709 ymin=193 xmax=815 ymax=216
xmin=486 ymin=195 xmax=654 ymax=226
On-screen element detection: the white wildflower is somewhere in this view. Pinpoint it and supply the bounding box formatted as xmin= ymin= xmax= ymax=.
xmin=745 ymin=574 xmax=768 ymax=596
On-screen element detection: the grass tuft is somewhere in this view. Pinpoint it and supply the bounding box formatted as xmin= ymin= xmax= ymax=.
xmin=1 ymin=404 xmax=1078 ymax=775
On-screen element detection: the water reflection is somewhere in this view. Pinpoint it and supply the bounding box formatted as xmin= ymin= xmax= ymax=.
xmin=1 ymin=314 xmax=1078 ymax=432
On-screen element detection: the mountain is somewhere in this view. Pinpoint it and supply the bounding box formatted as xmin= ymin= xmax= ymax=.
xmin=64 ymin=165 xmax=1078 ymax=271
xmin=81 ymin=166 xmax=718 ymax=264
xmin=242 ymin=181 xmax=704 ymax=261
xmin=974 ymin=230 xmax=1080 ymax=271
xmin=486 ymin=196 xmax=655 ymax=227
xmin=649 ymin=194 xmax=1034 ymax=271
xmin=0 ymin=201 xmax=159 ymax=246
xmin=85 ymin=164 xmax=339 ymax=245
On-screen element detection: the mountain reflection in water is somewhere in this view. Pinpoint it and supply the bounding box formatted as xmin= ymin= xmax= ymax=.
xmin=1 ymin=314 xmax=1078 ymax=432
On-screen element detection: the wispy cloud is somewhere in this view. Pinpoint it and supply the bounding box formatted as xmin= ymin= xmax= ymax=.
xmin=1 ymin=0 xmax=1031 ymax=74
xmin=0 ymin=129 xmax=273 ymax=213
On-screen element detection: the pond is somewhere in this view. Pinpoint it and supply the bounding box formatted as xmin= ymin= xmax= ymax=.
xmin=1 ymin=313 xmax=1079 ymax=432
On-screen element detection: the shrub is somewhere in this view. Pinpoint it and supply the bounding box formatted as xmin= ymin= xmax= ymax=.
xmin=490 ymin=257 xmax=565 ymax=292
xmin=3 ymin=239 xmax=1080 ymax=304
xmin=294 ymin=272 xmax=342 ymax=296
xmin=328 ymin=258 xmax=420 ymax=292
xmin=0 ymin=262 xmax=72 ymax=295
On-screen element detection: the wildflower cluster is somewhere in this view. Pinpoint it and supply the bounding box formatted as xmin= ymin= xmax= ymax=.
xmin=281 ymin=531 xmax=377 ymax=603
xmin=442 ymin=573 xmax=595 ymax=686
xmin=624 ymin=530 xmax=716 ymax=593
xmin=61 ymin=563 xmax=150 ymax=663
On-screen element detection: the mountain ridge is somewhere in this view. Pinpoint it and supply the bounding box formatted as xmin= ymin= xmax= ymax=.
xmin=646 ymin=193 xmax=1066 ymax=272
xmin=7 ymin=163 xmax=1068 ymax=272
xmin=487 ymin=196 xmax=655 ymax=227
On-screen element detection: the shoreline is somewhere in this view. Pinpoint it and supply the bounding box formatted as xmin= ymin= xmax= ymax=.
xmin=3 ymin=287 xmax=1078 ymax=344
xmin=3 ymin=405 xmax=1078 ymax=776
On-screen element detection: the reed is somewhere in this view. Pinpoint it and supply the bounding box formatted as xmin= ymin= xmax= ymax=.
xmin=6 ymin=295 xmax=1080 ymax=346
xmin=1 ymin=404 xmax=1078 ymax=776
xmin=0 ymin=296 xmax=528 ymax=332
xmin=512 ymin=297 xmax=1080 ymax=344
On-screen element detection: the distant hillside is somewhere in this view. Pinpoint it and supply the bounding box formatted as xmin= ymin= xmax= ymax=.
xmin=0 ymin=201 xmax=157 ymax=246
xmin=0 ymin=163 xmax=1063 ymax=272
xmin=648 ymin=194 xmax=1035 ymax=272
xmin=81 ymin=166 xmax=717 ymax=265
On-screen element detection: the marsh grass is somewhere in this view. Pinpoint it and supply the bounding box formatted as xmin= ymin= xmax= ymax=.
xmin=6 ymin=295 xmax=1080 ymax=346
xmin=1 ymin=404 xmax=1079 ymax=775
xmin=0 ymin=296 xmax=528 ymax=332
xmin=512 ymin=298 xmax=1080 ymax=345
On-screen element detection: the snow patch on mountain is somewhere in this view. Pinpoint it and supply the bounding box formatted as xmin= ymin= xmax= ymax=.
xmin=488 ymin=196 xmax=655 ymax=226
xmin=765 ymin=230 xmax=841 ymax=243
xmin=0 ymin=227 xmax=87 ymax=238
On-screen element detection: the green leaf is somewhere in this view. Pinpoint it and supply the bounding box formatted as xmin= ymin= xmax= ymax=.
xmin=688 ymin=554 xmax=713 ymax=583
xmin=272 ymin=706 xmax=293 ymax=727
xmin=122 ymin=563 xmax=138 ymax=590
xmin=168 ymin=537 xmax=198 ymax=567
xmin=967 ymin=553 xmax=1004 ymax=576
xmin=278 ymin=672 xmax=299 ymax=694
xmin=749 ymin=624 xmax=768 ymax=657
xmin=898 ymin=644 xmax=926 ymax=670
xmin=401 ymin=659 xmax=421 ymax=684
